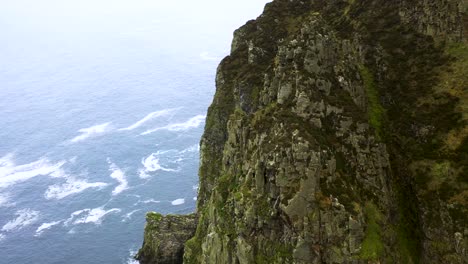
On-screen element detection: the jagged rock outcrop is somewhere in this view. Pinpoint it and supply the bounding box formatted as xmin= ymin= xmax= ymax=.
xmin=139 ymin=0 xmax=467 ymax=263
xmin=136 ymin=213 xmax=197 ymax=264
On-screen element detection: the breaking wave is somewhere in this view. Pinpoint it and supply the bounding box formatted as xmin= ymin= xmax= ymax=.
xmin=141 ymin=115 xmax=206 ymax=135
xmin=138 ymin=152 xmax=177 ymax=179
xmin=66 ymin=207 xmax=121 ymax=225
xmin=69 ymin=122 xmax=113 ymax=143
xmin=1 ymin=209 xmax=40 ymax=232
xmin=0 ymin=155 xmax=66 ymax=188
xmin=34 ymin=221 xmax=62 ymax=237
xmin=118 ymin=108 xmax=179 ymax=131
xmin=0 ymin=193 xmax=14 ymax=207
xmin=108 ymin=159 xmax=129 ymax=196
xmin=45 ymin=178 xmax=108 ymax=200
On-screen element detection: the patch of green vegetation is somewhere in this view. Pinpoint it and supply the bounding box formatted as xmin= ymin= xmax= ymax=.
xmin=431 ymin=161 xmax=450 ymax=179
xmin=217 ymin=174 xmax=238 ymax=200
xmin=359 ymin=65 xmax=385 ymax=140
xmin=359 ymin=202 xmax=384 ymax=261
xmin=183 ymin=238 xmax=200 ymax=264
xmin=146 ymin=212 xmax=163 ymax=222
xmin=254 ymin=240 xmax=294 ymax=264
xmin=183 ymin=208 xmax=209 ymax=264
xmin=344 ymin=0 xmax=356 ymax=16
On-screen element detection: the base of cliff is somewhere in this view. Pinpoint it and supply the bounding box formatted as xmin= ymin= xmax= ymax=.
xmin=136 ymin=213 xmax=197 ymax=264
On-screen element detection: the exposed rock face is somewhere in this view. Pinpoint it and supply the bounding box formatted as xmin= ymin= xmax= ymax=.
xmin=140 ymin=0 xmax=468 ymax=263
xmin=136 ymin=213 xmax=197 ymax=264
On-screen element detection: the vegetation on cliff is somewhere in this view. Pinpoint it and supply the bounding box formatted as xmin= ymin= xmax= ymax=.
xmin=138 ymin=0 xmax=467 ymax=263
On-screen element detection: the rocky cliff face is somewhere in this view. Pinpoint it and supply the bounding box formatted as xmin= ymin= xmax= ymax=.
xmin=138 ymin=0 xmax=468 ymax=263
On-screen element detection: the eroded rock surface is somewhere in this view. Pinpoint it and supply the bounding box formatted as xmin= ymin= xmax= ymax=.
xmin=137 ymin=213 xmax=197 ymax=264
xmin=139 ymin=0 xmax=468 ymax=263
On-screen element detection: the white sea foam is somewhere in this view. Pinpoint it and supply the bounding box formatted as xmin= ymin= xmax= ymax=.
xmin=0 ymin=154 xmax=14 ymax=168
xmin=126 ymin=249 xmax=140 ymax=264
xmin=0 ymin=195 xmax=8 ymax=206
xmin=0 ymin=155 xmax=66 ymax=188
xmin=142 ymin=199 xmax=160 ymax=204
xmin=70 ymin=122 xmax=112 ymax=143
xmin=127 ymin=258 xmax=140 ymax=264
xmin=171 ymin=198 xmax=185 ymax=206
xmin=193 ymin=197 xmax=197 ymax=201
xmin=122 ymin=209 xmax=141 ymax=222
xmin=45 ymin=178 xmax=108 ymax=200
xmin=34 ymin=221 xmax=62 ymax=237
xmin=141 ymin=153 xmax=176 ymax=173
xmin=0 ymin=193 xmax=14 ymax=207
xmin=118 ymin=108 xmax=179 ymax=131
xmin=141 ymin=115 xmax=206 ymax=135
xmin=0 ymin=233 xmax=5 ymax=241
xmin=108 ymin=159 xmax=129 ymax=195
xmin=138 ymin=152 xmax=177 ymax=179
xmin=67 ymin=207 xmax=121 ymax=225
xmin=0 ymin=154 xmax=65 ymax=188
xmin=192 ymin=185 xmax=199 ymax=190
xmin=133 ymin=199 xmax=160 ymax=206
xmin=138 ymin=169 xmax=150 ymax=179
xmin=1 ymin=209 xmax=40 ymax=232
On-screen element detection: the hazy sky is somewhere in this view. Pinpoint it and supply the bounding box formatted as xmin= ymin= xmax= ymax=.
xmin=0 ymin=0 xmax=270 ymax=37
xmin=0 ymin=0 xmax=271 ymax=68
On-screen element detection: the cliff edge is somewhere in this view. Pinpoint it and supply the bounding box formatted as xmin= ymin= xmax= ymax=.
xmin=138 ymin=0 xmax=468 ymax=263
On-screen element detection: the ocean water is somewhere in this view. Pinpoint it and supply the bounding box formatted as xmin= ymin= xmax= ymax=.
xmin=0 ymin=1 xmax=269 ymax=263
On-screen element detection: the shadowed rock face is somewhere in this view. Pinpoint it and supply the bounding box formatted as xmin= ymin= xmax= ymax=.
xmin=136 ymin=213 xmax=197 ymax=264
xmin=139 ymin=0 xmax=467 ymax=263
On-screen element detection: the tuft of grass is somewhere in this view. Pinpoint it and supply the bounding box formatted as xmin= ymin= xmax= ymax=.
xmin=359 ymin=65 xmax=385 ymax=140
xmin=146 ymin=212 xmax=163 ymax=222
xmin=360 ymin=202 xmax=384 ymax=260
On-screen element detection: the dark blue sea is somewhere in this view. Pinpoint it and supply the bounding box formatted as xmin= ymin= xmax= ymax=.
xmin=0 ymin=1 xmax=268 ymax=263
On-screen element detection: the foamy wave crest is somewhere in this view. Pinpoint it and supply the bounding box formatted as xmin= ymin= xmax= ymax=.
xmin=0 ymin=193 xmax=14 ymax=207
xmin=0 ymin=233 xmax=5 ymax=241
xmin=45 ymin=178 xmax=108 ymax=200
xmin=138 ymin=169 xmax=150 ymax=179
xmin=70 ymin=122 xmax=112 ymax=143
xmin=127 ymin=249 xmax=140 ymax=264
xmin=107 ymin=159 xmax=128 ymax=195
xmin=66 ymin=207 xmax=121 ymax=225
xmin=118 ymin=108 xmax=179 ymax=131
xmin=142 ymin=199 xmax=160 ymax=204
xmin=0 ymin=154 xmax=14 ymax=168
xmin=141 ymin=115 xmax=206 ymax=135
xmin=138 ymin=152 xmax=177 ymax=179
xmin=133 ymin=199 xmax=160 ymax=206
xmin=171 ymin=198 xmax=185 ymax=206
xmin=122 ymin=209 xmax=141 ymax=222
xmin=0 ymin=155 xmax=66 ymax=188
xmin=1 ymin=209 xmax=40 ymax=232
xmin=127 ymin=259 xmax=140 ymax=264
xmin=34 ymin=221 xmax=62 ymax=237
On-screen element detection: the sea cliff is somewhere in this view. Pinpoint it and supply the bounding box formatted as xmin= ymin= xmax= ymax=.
xmin=138 ymin=0 xmax=467 ymax=263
